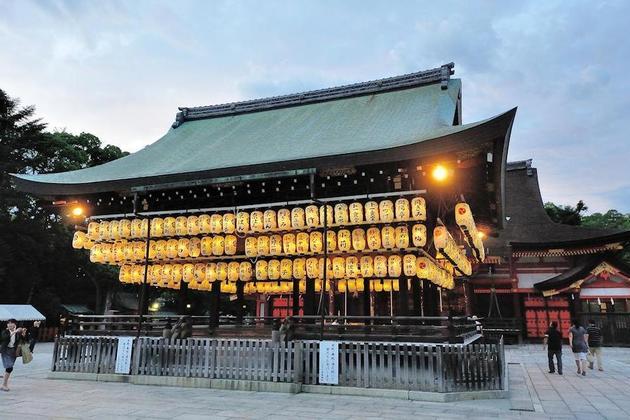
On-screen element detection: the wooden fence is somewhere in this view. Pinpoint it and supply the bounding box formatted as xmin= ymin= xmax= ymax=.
xmin=51 ymin=336 xmax=504 ymax=392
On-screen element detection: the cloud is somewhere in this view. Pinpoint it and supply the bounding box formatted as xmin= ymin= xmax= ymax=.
xmin=0 ymin=0 xmax=628 ymax=212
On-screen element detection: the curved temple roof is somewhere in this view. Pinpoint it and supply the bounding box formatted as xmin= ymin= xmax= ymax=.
xmin=12 ymin=63 xmax=515 ymax=198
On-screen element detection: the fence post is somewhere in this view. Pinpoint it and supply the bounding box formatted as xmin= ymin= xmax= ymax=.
xmin=293 ymin=341 xmax=303 ymax=384
xmin=50 ymin=336 xmax=60 ymax=372
xmin=499 ymin=336 xmax=505 ymax=389
xmin=131 ymin=337 xmax=142 ymax=375
xmin=436 ymin=345 xmax=444 ymax=392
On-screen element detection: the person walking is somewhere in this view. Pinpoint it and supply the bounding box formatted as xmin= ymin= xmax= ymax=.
xmin=1 ymin=319 xmax=25 ymax=391
xmin=586 ymin=319 xmax=603 ymax=371
xmin=569 ymin=319 xmax=589 ymax=376
xmin=544 ymin=321 xmax=563 ymax=375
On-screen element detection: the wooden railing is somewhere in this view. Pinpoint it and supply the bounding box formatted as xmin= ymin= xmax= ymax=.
xmin=51 ymin=336 xmax=504 ymax=392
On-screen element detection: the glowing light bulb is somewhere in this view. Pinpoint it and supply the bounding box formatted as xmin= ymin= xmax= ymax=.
xmin=432 ymin=165 xmax=448 ymax=182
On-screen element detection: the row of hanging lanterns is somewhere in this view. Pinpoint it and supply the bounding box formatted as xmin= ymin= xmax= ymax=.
xmin=433 ymin=226 xmax=472 ymax=276
xmin=84 ymin=197 xmax=427 ymax=242
xmin=454 ymin=202 xmax=485 ymax=262
xmin=416 ymin=257 xmax=456 ymax=289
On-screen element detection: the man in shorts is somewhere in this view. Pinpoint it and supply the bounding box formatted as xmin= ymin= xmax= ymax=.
xmin=569 ymin=319 xmax=589 ymax=376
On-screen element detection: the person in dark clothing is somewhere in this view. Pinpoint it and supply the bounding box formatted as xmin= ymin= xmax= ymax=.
xmin=544 ymin=321 xmax=563 ymax=375
xmin=1 ymin=319 xmax=26 ymax=391
xmin=29 ymin=320 xmax=41 ymax=353
xmin=586 ymin=319 xmax=603 ymax=371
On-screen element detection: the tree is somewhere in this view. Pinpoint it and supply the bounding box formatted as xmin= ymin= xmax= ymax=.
xmin=544 ymin=200 xmax=588 ymax=225
xmin=0 ymin=89 xmax=128 ymax=320
xmin=583 ymin=210 xmax=630 ymax=231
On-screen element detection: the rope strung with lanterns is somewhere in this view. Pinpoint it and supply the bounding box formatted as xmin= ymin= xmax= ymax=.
xmin=454 ymin=202 xmax=485 ymax=262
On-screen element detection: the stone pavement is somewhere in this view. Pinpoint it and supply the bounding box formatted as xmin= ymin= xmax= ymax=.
xmin=1 ymin=343 xmax=629 ymax=419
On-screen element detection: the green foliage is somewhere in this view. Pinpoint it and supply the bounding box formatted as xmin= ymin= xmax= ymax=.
xmin=0 ymin=89 xmax=128 ymax=321
xmin=583 ymin=210 xmax=630 ymax=230
xmin=544 ymin=200 xmax=588 ymax=225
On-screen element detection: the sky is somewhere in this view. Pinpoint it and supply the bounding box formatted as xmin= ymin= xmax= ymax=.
xmin=1 ymin=0 xmax=628 ymax=213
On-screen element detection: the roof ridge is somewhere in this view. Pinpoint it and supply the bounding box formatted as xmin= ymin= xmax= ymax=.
xmin=172 ymin=62 xmax=455 ymax=128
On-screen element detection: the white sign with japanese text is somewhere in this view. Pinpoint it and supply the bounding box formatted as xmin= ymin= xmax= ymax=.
xmin=318 ymin=341 xmax=339 ymax=384
xmin=114 ymin=337 xmax=134 ymax=374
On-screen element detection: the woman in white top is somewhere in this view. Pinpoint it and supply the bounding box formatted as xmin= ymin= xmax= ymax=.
xmin=1 ymin=319 xmax=25 ymax=391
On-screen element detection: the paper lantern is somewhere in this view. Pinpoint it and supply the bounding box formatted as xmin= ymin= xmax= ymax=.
xmin=337 ymin=229 xmax=351 ymax=252
xmin=119 ymin=219 xmax=132 ymax=239
xmin=223 ymin=213 xmax=236 ymax=234
xmin=395 ymin=226 xmax=410 ymax=249
xmin=364 ymin=201 xmax=379 ymax=223
xmin=250 ymin=211 xmax=264 ymax=232
xmin=381 ymin=226 xmax=396 ymax=249
xmin=212 ymin=235 xmax=225 ymax=256
xmin=186 ymin=215 xmax=200 ymax=236
xmin=72 ymin=231 xmax=87 ymax=249
xmin=83 ymin=238 xmax=94 ymax=250
xmin=346 ymin=279 xmax=355 ymax=293
xmin=183 ymin=264 xmax=195 ymax=282
xmin=175 ymin=216 xmax=188 ymax=236
xmin=337 ymin=279 xmax=347 ymax=293
xmin=109 ymin=220 xmax=121 ymax=240
xmin=210 ymin=214 xmax=224 ymax=234
xmin=412 ymin=224 xmax=427 ymax=247
xmin=257 ymin=235 xmax=270 ymax=255
xmin=130 ymin=219 xmax=143 ymax=241
xmin=200 ymin=237 xmax=213 ymax=256
xmin=268 ymin=259 xmax=281 ymax=280
xmin=255 ymin=260 xmax=268 ymax=280
xmin=367 ymin=227 xmax=381 ymax=250
xmin=416 ymin=257 xmax=430 ymax=278
xmin=245 ymin=237 xmax=258 ymax=257
xmin=148 ymin=218 xmax=162 ymax=238
xmin=277 ymin=209 xmax=291 ymax=229
xmin=161 ymin=264 xmax=173 ymax=283
xmin=310 ymin=232 xmax=323 ymax=253
xmin=319 ymin=257 xmax=333 ymax=279
xmin=291 ymin=207 xmax=306 ymax=229
xmin=403 ymin=254 xmax=417 ymax=276
xmin=140 ymin=219 xmax=149 ymax=238
xmin=282 ymin=282 xmax=292 ymax=293
xmin=131 ymin=265 xmax=144 ymax=284
xmin=198 ymin=214 xmax=212 ymax=234
xmin=206 ymin=263 xmax=217 ymax=282
xmin=374 ymin=256 xmax=387 ymax=277
xmin=395 ymin=198 xmax=410 ymax=221
xmin=224 ymin=235 xmax=237 ymax=256
xmin=164 ymin=239 xmax=176 ymax=259
xmin=239 ymin=261 xmax=253 ymax=281
xmin=99 ymin=220 xmax=111 ymax=241
xmin=192 ymin=263 xmax=205 ymax=282
xmin=280 ymin=259 xmax=293 ymax=280
xmin=383 ymin=279 xmax=392 ymax=292
xmin=411 ymin=197 xmax=426 ymax=221
xmin=114 ymin=240 xmax=127 ymax=262
xmin=256 ymin=282 xmax=266 ymax=294
xmin=133 ymin=242 xmax=145 ymax=261
xmin=283 ymin=233 xmax=296 ymax=255
xmin=351 ymin=228 xmax=366 ymax=251
xmin=388 ymin=255 xmax=402 ymax=277
xmin=227 ymin=261 xmax=239 ymax=282
xmin=349 ymin=202 xmax=363 ymax=224
xmin=217 ymin=262 xmax=228 ymax=281
xmin=305 ymin=205 xmax=319 ymax=227
xmin=164 ymin=263 xmax=176 ymax=283
xmin=306 ymin=257 xmax=320 ymax=279
xmin=177 ymin=238 xmax=190 ymax=258
xmin=379 ymin=200 xmax=394 ymax=223
xmin=154 ymin=240 xmax=166 ymax=260
xmin=372 ymin=280 xmax=383 ymax=292
xmin=119 ymin=264 xmax=132 ymax=283
xmin=296 ymin=232 xmax=309 ymax=254
xmin=89 ymin=244 xmax=103 ymax=263
xmin=332 ymin=257 xmax=346 ymax=279
xmin=236 ymin=211 xmax=250 ymax=233
xmin=87 ymin=222 xmax=100 ymax=241
xmin=188 ymin=237 xmax=201 ymax=258
xmin=160 ymin=217 xmax=174 ymax=237
xmin=319 ymin=205 xmax=333 ymax=226
xmin=293 ymin=258 xmax=306 ymax=279
xmin=299 ymin=280 xmax=306 ymax=293
xmin=263 ymin=209 xmax=277 ymax=231
xmin=269 ymin=235 xmax=282 ymax=255
xmin=360 ymin=256 xmax=373 ymax=277
xmin=334 ymin=203 xmax=349 ymax=225
xmin=346 ymin=256 xmax=359 ymax=278
xmin=326 ymin=231 xmax=337 ymax=252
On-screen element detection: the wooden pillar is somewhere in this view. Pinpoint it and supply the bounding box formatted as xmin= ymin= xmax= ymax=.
xmin=508 ymin=246 xmax=522 ymax=320
xmin=209 ymin=281 xmax=221 ymax=329
xmin=362 ymin=278 xmax=371 ymax=317
xmin=304 ymin=278 xmax=315 ymax=318
xmin=177 ymin=281 xmax=188 ymax=314
xmin=292 ymin=278 xmax=300 ymax=316
xmin=411 ymin=278 xmax=422 ymax=316
xmin=398 ymin=278 xmax=409 ymax=316
xmin=235 ymin=281 xmax=244 ymax=325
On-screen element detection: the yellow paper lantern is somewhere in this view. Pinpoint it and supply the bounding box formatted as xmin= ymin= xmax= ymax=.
xmin=224 ymin=235 xmax=237 ymax=256
xmin=133 ymin=242 xmax=145 ymax=261
xmin=306 ymin=257 xmax=320 ymax=279
xmin=403 ymin=254 xmax=417 ymax=276
xmin=175 ymin=216 xmax=188 ymax=236
xmin=198 ymin=214 xmax=212 ymax=234
xmin=161 ymin=264 xmax=173 ymax=283
xmin=257 ymin=235 xmax=270 ymax=256
xmin=283 ymin=233 xmax=296 ymax=255
xmin=83 ymin=238 xmax=94 ymax=250
xmin=228 ymin=261 xmax=240 ymax=282
xmin=87 ymin=222 xmax=100 ymax=241
xmin=346 ymin=279 xmax=355 ymax=293
xmin=187 ymin=215 xmax=200 ymax=236
xmin=210 ymin=214 xmax=223 ymax=234
xmin=379 ymin=200 xmax=394 ymax=223
xmin=305 ymin=205 xmax=319 ymax=227
xmin=245 ymin=237 xmax=258 ymax=257
xmin=372 ymin=280 xmax=383 ymax=292
xmin=269 ymin=235 xmax=282 ymax=255
xmin=360 ymin=256 xmax=373 ymax=277
xmin=319 ymin=205 xmax=333 ymax=226
xmin=183 ymin=264 xmax=195 ymax=283
xmin=374 ymin=256 xmax=387 ymax=277
xmin=277 ymin=209 xmax=291 ymax=229
xmin=319 ymin=257 xmax=333 ymax=279
xmin=412 ymin=224 xmax=427 ymax=247
xmin=239 ymin=261 xmax=253 ymax=281
xmin=206 ymin=263 xmax=218 ymax=282
xmin=72 ymin=231 xmax=87 ymax=249
xmin=299 ymin=280 xmax=306 ymax=293
xmin=309 ymin=231 xmax=323 ymax=253
xmin=114 ymin=240 xmax=127 ymax=262
xmin=99 ymin=220 xmax=111 ymax=241
xmin=109 ymin=220 xmax=121 ymax=240
xmin=223 ymin=213 xmax=236 ymax=234
xmin=193 ymin=263 xmax=205 ymax=282
xmin=119 ymin=264 xmax=132 ymax=283
xmin=201 ymin=237 xmax=213 ymax=256
xmin=280 ymin=259 xmax=293 ymax=280
xmin=346 ymin=256 xmax=359 ymax=278
xmin=291 ymin=207 xmax=306 ymax=229
xmin=395 ymin=198 xmax=410 ymax=221
xmin=149 ymin=240 xmax=161 ymax=260
xmin=364 ymin=201 xmax=379 ymax=223
xmin=89 ymin=244 xmax=103 ymax=263
xmin=332 ymin=257 xmax=346 ymax=278
xmin=334 ymin=203 xmax=349 ymax=225
xmin=338 ymin=279 xmax=347 ymax=293
xmin=149 ymin=218 xmax=162 ymax=238
xmin=383 ymin=279 xmax=392 ymax=292
xmin=395 ymin=226 xmax=410 ymax=249
xmin=161 ymin=217 xmax=175 ymax=237
xmin=388 ymin=255 xmax=402 ymax=277
xmin=367 ymin=227 xmax=381 ymax=250
xmin=351 ymin=228 xmax=366 ymax=251
xmin=119 ymin=219 xmax=132 ymax=239
xmin=212 ymin=235 xmax=225 ymax=256
xmin=268 ymin=259 xmax=281 ymax=280
xmin=411 ymin=197 xmax=426 ymax=221
xmin=123 ymin=242 xmax=134 ymax=262
xmin=326 ymin=231 xmax=337 ymax=252
xmin=296 ymin=232 xmax=309 ymax=254
xmin=255 ymin=260 xmax=268 ymax=280
xmin=416 ymin=257 xmax=430 ymax=279
xmin=188 ymin=237 xmax=201 ymax=258
xmin=381 ymin=226 xmax=396 ymax=249
xmin=131 ymin=265 xmax=144 ymax=284
xmin=236 ymin=211 xmax=250 ymax=233
xmin=293 ymin=258 xmax=306 ymax=279
xmin=250 ymin=210 xmax=264 ymax=233
xmin=163 ymin=239 xmax=175 ymax=259
xmin=256 ymin=282 xmax=266 ymax=294
xmin=349 ymin=202 xmax=363 ymax=224
xmin=337 ymin=229 xmax=351 ymax=252
xmin=263 ymin=209 xmax=277 ymax=231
